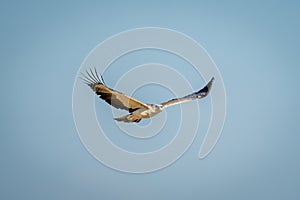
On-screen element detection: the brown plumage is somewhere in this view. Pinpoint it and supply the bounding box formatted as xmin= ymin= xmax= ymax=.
xmin=81 ymin=68 xmax=214 ymax=123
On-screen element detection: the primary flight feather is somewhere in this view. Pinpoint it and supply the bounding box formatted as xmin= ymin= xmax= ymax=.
xmin=81 ymin=68 xmax=214 ymax=123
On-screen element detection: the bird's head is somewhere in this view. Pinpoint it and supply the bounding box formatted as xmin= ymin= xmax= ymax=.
xmin=152 ymin=104 xmax=163 ymax=111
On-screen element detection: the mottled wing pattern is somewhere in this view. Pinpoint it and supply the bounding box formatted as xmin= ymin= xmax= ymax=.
xmin=161 ymin=77 xmax=214 ymax=108
xmin=80 ymin=68 xmax=150 ymax=113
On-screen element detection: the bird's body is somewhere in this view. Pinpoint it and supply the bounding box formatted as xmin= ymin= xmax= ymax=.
xmin=81 ymin=68 xmax=214 ymax=123
xmin=114 ymin=104 xmax=163 ymax=123
xmin=134 ymin=104 xmax=163 ymax=118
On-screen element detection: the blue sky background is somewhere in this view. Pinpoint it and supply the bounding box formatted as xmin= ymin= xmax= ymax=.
xmin=1 ymin=1 xmax=299 ymax=200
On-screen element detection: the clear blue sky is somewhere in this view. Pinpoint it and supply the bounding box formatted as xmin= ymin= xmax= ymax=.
xmin=1 ymin=1 xmax=299 ymax=200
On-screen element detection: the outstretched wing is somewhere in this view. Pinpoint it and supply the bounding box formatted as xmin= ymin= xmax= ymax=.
xmin=80 ymin=68 xmax=150 ymax=112
xmin=161 ymin=77 xmax=214 ymax=108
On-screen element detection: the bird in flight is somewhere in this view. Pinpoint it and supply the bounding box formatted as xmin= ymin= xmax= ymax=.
xmin=81 ymin=68 xmax=214 ymax=123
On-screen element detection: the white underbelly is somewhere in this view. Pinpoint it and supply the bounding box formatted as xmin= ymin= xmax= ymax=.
xmin=136 ymin=109 xmax=162 ymax=118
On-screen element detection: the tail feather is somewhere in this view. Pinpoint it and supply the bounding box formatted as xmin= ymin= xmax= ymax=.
xmin=114 ymin=114 xmax=142 ymax=123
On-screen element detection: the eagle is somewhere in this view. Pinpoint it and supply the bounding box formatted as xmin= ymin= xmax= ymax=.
xmin=81 ymin=68 xmax=214 ymax=123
